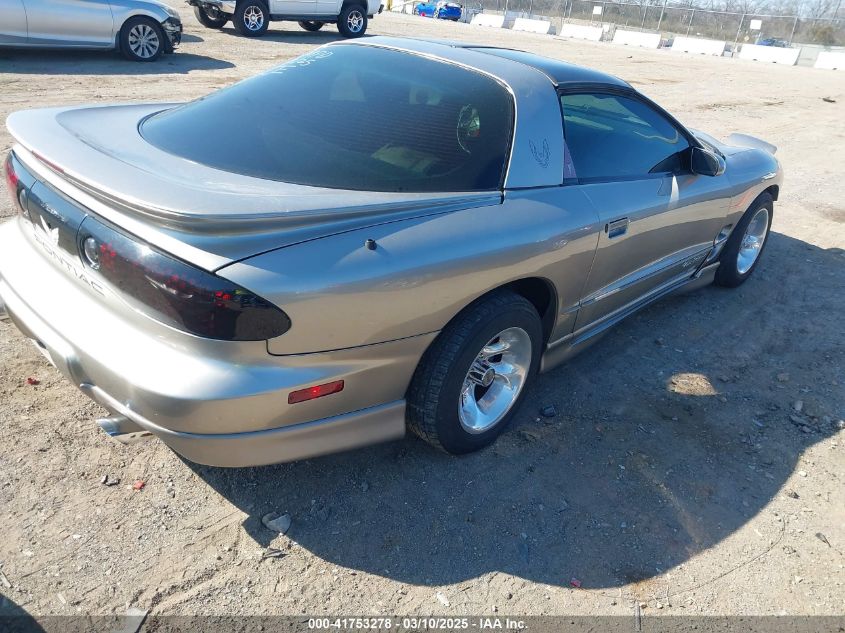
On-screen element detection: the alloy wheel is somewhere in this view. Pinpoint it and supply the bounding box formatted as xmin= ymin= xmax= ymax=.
xmin=128 ymin=24 xmax=160 ymax=59
xmin=346 ymin=10 xmax=365 ymax=32
xmin=737 ymin=207 xmax=770 ymax=274
xmin=458 ymin=327 xmax=532 ymax=434
xmin=244 ymin=5 xmax=265 ymax=30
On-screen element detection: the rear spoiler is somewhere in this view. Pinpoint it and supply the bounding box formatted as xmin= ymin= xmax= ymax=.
xmin=725 ymin=133 xmax=777 ymax=155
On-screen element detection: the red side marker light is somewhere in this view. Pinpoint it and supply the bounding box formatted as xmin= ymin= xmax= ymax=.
xmin=288 ymin=380 xmax=345 ymax=405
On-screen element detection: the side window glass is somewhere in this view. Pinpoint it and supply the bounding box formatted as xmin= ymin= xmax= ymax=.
xmin=560 ymin=93 xmax=690 ymax=181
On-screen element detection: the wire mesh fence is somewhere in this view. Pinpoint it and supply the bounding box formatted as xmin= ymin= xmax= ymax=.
xmin=463 ymin=0 xmax=845 ymax=45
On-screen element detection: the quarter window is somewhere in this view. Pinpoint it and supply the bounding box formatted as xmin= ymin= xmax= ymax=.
xmin=560 ymin=93 xmax=690 ymax=181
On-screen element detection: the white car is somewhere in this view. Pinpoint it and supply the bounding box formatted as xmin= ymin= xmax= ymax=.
xmin=188 ymin=0 xmax=381 ymax=37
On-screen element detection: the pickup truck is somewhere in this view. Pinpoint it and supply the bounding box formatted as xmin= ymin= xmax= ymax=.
xmin=188 ymin=0 xmax=381 ymax=37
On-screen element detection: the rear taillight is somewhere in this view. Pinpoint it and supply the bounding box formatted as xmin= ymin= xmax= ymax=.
xmin=78 ymin=217 xmax=291 ymax=341
xmin=4 ymin=154 xmax=25 ymax=216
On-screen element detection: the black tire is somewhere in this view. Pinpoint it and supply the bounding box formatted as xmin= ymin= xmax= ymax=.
xmin=407 ymin=291 xmax=542 ymax=455
xmin=194 ymin=4 xmax=229 ymax=28
xmin=337 ymin=4 xmax=368 ymax=37
xmin=299 ymin=20 xmax=324 ymax=31
xmin=714 ymin=192 xmax=774 ymax=288
xmin=233 ymin=0 xmax=270 ymax=36
xmin=120 ymin=17 xmax=166 ymax=62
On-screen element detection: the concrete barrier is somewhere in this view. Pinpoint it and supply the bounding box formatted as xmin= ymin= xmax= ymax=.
xmin=471 ymin=13 xmax=505 ymax=28
xmin=738 ymin=43 xmax=800 ymax=65
xmin=612 ymin=29 xmax=661 ymax=49
xmin=814 ymin=51 xmax=845 ymax=70
xmin=390 ymin=0 xmax=415 ymax=13
xmin=671 ymin=36 xmax=726 ymax=56
xmin=512 ymin=18 xmax=551 ymax=34
xmin=558 ymin=23 xmax=603 ymax=41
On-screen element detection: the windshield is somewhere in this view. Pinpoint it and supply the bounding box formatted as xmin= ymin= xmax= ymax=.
xmin=141 ymin=45 xmax=514 ymax=193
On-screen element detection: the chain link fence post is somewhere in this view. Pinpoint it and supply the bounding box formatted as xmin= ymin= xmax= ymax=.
xmin=656 ymin=0 xmax=667 ymax=32
xmin=732 ymin=13 xmax=745 ymax=56
xmin=788 ymin=16 xmax=798 ymax=44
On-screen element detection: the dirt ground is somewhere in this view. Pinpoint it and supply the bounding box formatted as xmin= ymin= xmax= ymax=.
xmin=1 ymin=5 xmax=844 ymax=622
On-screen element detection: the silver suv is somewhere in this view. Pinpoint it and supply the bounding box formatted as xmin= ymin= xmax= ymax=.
xmin=0 ymin=0 xmax=182 ymax=62
xmin=189 ymin=0 xmax=381 ymax=38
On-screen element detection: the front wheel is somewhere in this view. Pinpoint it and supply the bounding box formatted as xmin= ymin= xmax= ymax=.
xmin=337 ymin=4 xmax=367 ymax=37
xmin=299 ymin=20 xmax=324 ymax=31
xmin=233 ymin=1 xmax=270 ymax=36
xmin=120 ymin=17 xmax=165 ymax=61
xmin=193 ymin=4 xmax=229 ymax=28
xmin=714 ymin=192 xmax=774 ymax=288
xmin=407 ymin=291 xmax=542 ymax=454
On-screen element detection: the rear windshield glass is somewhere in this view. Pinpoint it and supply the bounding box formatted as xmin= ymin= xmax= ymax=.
xmin=141 ymin=45 xmax=514 ymax=192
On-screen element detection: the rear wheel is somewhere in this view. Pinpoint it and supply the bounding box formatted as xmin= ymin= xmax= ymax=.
xmin=337 ymin=4 xmax=367 ymax=37
xmin=120 ymin=17 xmax=165 ymax=62
xmin=715 ymin=192 xmax=774 ymax=287
xmin=194 ymin=4 xmax=229 ymax=28
xmin=233 ymin=1 xmax=269 ymax=36
xmin=407 ymin=291 xmax=542 ymax=454
xmin=299 ymin=20 xmax=324 ymax=31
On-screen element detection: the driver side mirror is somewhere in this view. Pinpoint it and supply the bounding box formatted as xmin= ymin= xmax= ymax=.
xmin=691 ymin=147 xmax=726 ymax=177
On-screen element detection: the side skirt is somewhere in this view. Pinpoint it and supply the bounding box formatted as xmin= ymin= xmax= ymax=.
xmin=539 ymin=262 xmax=720 ymax=373
xmin=270 ymin=13 xmax=340 ymax=20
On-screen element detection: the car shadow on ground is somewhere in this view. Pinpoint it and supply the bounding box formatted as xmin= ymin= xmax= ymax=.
xmin=187 ymin=232 xmax=844 ymax=590
xmin=0 ymin=49 xmax=234 ymax=75
xmin=1 ymin=592 xmax=147 ymax=631
xmin=218 ymin=26 xmax=348 ymax=44
xmin=0 ymin=594 xmax=46 ymax=633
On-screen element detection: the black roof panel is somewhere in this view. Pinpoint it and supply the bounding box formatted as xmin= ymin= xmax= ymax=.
xmin=466 ymin=47 xmax=630 ymax=88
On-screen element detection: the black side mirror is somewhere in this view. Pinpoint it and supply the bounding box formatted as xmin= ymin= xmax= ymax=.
xmin=691 ymin=147 xmax=726 ymax=177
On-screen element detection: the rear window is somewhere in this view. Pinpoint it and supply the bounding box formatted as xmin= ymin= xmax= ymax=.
xmin=141 ymin=45 xmax=514 ymax=192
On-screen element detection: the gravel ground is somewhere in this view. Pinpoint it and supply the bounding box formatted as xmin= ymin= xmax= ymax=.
xmin=0 ymin=5 xmax=843 ymax=621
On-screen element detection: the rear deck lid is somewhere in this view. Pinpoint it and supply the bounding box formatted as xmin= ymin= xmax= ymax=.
xmin=7 ymin=104 xmax=499 ymax=270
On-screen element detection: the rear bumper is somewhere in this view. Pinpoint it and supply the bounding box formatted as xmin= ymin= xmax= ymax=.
xmin=81 ymin=380 xmax=405 ymax=467
xmin=0 ymin=217 xmax=432 ymax=466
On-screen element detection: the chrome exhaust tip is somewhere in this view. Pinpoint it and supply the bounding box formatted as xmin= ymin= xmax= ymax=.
xmin=96 ymin=415 xmax=153 ymax=445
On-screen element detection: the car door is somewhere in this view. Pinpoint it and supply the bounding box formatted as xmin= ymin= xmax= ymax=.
xmin=560 ymin=90 xmax=729 ymax=332
xmin=23 ymin=0 xmax=114 ymax=47
xmin=313 ymin=0 xmax=339 ymax=15
xmin=0 ymin=0 xmax=28 ymax=44
xmin=270 ymin=0 xmax=319 ymax=16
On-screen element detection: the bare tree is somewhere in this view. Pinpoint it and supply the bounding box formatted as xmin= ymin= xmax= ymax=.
xmin=803 ymin=0 xmax=835 ymax=17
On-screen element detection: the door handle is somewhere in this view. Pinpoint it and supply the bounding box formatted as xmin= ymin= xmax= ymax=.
xmin=606 ymin=217 xmax=629 ymax=239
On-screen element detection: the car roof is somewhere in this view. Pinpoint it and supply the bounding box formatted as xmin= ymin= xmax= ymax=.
xmin=465 ymin=46 xmax=631 ymax=89
xmin=344 ymin=38 xmax=630 ymax=90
